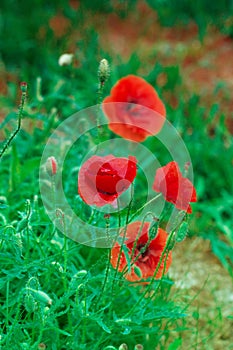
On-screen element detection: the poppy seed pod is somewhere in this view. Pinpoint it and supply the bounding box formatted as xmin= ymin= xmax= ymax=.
xmin=98 ymin=58 xmax=110 ymax=85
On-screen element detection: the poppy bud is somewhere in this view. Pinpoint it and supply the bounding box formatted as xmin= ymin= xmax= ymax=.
xmin=58 ymin=53 xmax=73 ymax=66
xmin=166 ymin=233 xmax=176 ymax=251
xmin=27 ymin=288 xmax=52 ymax=305
xmin=185 ymin=161 xmax=191 ymax=171
xmin=20 ymin=82 xmax=28 ymax=93
xmin=76 ymin=270 xmax=88 ymax=278
xmin=134 ymin=345 xmax=144 ymax=350
xmin=51 ymin=261 xmax=64 ymax=273
xmin=0 ymin=196 xmax=7 ymax=205
xmin=17 ymin=217 xmax=29 ymax=232
xmin=46 ymin=156 xmax=57 ymax=176
xmin=133 ymin=265 xmax=142 ymax=278
xmin=148 ymin=220 xmax=159 ymax=240
xmin=98 ymin=58 xmax=110 ymax=85
xmin=176 ymin=221 xmax=188 ymax=242
xmin=24 ymin=293 xmax=36 ymax=313
xmin=119 ymin=344 xmax=128 ymax=350
xmin=115 ymin=318 xmax=132 ymax=325
xmin=15 ymin=233 xmax=23 ymax=256
xmin=43 ymin=306 xmax=50 ymax=314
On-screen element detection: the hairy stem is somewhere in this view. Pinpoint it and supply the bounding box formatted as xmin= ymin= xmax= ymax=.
xmin=0 ymin=85 xmax=27 ymax=159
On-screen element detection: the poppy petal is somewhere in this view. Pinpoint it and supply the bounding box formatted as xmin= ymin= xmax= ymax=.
xmin=102 ymin=75 xmax=166 ymax=142
xmin=78 ymin=155 xmax=137 ymax=207
xmin=153 ymin=161 xmax=197 ymax=213
xmin=110 ymin=222 xmax=172 ymax=282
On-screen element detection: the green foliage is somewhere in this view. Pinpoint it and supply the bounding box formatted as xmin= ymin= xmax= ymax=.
xmin=146 ymin=0 xmax=233 ymax=38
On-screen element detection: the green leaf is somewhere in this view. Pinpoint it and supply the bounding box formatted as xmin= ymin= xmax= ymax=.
xmin=167 ymin=338 xmax=182 ymax=350
xmin=96 ymin=318 xmax=111 ymax=334
xmin=20 ymin=157 xmax=40 ymax=181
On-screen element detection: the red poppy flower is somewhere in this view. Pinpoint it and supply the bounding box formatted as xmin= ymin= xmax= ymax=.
xmin=111 ymin=221 xmax=172 ymax=282
xmin=153 ymin=161 xmax=197 ymax=214
xmin=102 ymin=75 xmax=166 ymax=142
xmin=78 ymin=155 xmax=137 ymax=207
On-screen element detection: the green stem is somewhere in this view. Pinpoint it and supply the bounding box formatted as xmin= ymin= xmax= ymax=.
xmin=97 ymin=82 xmax=104 ymax=106
xmin=142 ymin=249 xmax=170 ymax=311
xmin=6 ymin=281 xmax=9 ymax=331
xmin=4 ymin=290 xmax=24 ymax=346
xmin=95 ymin=249 xmax=111 ymax=309
xmin=81 ymin=286 xmax=87 ymax=344
xmin=0 ymin=90 xmax=26 ymax=159
xmin=62 ymin=215 xmax=68 ymax=292
xmin=120 ymin=212 xmax=156 ymax=278
xmin=62 ymin=219 xmax=73 ymax=331
xmin=95 ymin=216 xmax=111 ymax=308
xmin=129 ymin=193 xmax=162 ymax=222
xmin=123 ymin=230 xmax=175 ymax=318
xmin=112 ymin=189 xmax=134 ymax=291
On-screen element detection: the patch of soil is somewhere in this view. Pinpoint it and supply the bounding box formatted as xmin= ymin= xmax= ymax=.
xmin=169 ymin=237 xmax=233 ymax=350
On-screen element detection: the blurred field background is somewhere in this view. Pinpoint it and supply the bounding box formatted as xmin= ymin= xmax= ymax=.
xmin=0 ymin=1 xmax=233 ymax=349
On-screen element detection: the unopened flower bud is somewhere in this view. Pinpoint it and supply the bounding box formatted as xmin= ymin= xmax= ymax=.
xmin=98 ymin=58 xmax=110 ymax=85
xmin=58 ymin=53 xmax=73 ymax=66
xmin=184 ymin=161 xmax=191 ymax=177
xmin=134 ymin=345 xmax=144 ymax=350
xmin=185 ymin=162 xmax=191 ymax=171
xmin=20 ymin=82 xmax=28 ymax=93
xmin=43 ymin=306 xmax=50 ymax=314
xmin=27 ymin=288 xmax=52 ymax=305
xmin=51 ymin=261 xmax=64 ymax=273
xmin=133 ymin=265 xmax=142 ymax=278
xmin=166 ymin=233 xmax=176 ymax=251
xmin=56 ymin=208 xmax=64 ymax=218
xmin=176 ymin=221 xmax=188 ymax=242
xmin=24 ymin=293 xmax=36 ymax=313
xmin=46 ymin=156 xmax=57 ymax=176
xmin=115 ymin=318 xmax=131 ymax=325
xmin=76 ymin=270 xmax=88 ymax=278
xmin=38 ymin=343 xmax=46 ymax=350
xmin=17 ymin=218 xmax=28 ymax=232
xmin=119 ymin=344 xmax=128 ymax=350
xmin=0 ymin=196 xmax=7 ymax=204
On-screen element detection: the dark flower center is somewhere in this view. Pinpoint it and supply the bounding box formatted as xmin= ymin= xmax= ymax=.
xmin=136 ymin=243 xmax=149 ymax=262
